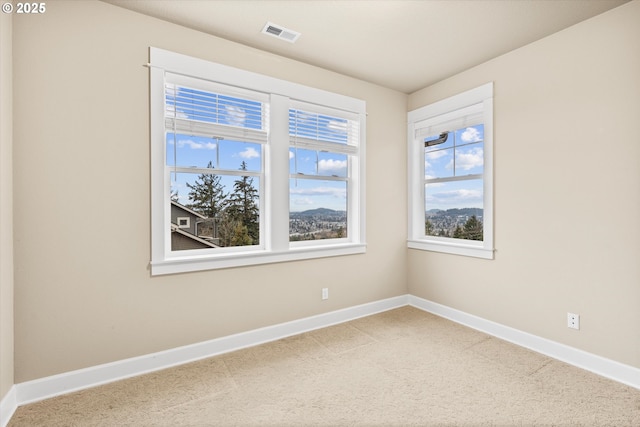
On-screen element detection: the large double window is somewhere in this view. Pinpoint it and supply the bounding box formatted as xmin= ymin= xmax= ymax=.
xmin=407 ymin=83 xmax=494 ymax=259
xmin=150 ymin=48 xmax=366 ymax=275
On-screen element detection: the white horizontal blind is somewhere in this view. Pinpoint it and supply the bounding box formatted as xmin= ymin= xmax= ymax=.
xmin=164 ymin=73 xmax=269 ymax=145
xmin=289 ymin=101 xmax=359 ymax=155
xmin=415 ymin=103 xmax=483 ymax=140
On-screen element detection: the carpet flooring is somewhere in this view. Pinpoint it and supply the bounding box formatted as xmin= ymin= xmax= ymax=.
xmin=8 ymin=306 xmax=640 ymax=426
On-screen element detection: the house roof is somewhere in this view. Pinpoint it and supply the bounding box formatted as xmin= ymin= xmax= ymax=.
xmin=171 ymin=201 xmax=207 ymax=220
xmin=170 ymin=224 xmax=220 ymax=248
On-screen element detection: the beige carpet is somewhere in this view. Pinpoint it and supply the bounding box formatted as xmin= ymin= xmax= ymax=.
xmin=9 ymin=306 xmax=640 ymax=426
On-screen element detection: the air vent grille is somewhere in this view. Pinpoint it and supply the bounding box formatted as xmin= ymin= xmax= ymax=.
xmin=261 ymin=22 xmax=301 ymax=43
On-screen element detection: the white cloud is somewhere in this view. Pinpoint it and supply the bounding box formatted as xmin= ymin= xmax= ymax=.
xmin=166 ymin=104 xmax=188 ymax=119
xmin=318 ymin=159 xmax=347 ymax=175
xmin=425 ymin=150 xmax=448 ymax=161
xmin=425 ymin=150 xmax=449 ymax=172
xmin=453 ymin=147 xmax=483 ymax=171
xmin=290 ymin=186 xmax=346 ymax=198
xmin=239 ymin=147 xmax=259 ymax=159
xmin=224 ymin=105 xmax=246 ymax=126
xmin=169 ymin=139 xmax=217 ymax=150
xmin=428 ymin=189 xmax=482 ymax=204
xmin=460 ymin=127 xmax=482 ymax=143
xmin=326 ymin=120 xmax=347 ymax=134
xmin=289 ymin=151 xmax=295 ymax=159
xmin=293 ymin=197 xmax=314 ymax=206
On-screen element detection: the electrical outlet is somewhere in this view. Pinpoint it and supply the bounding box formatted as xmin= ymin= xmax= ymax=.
xmin=321 ymin=288 xmax=329 ymax=300
xmin=567 ymin=312 xmax=580 ymax=330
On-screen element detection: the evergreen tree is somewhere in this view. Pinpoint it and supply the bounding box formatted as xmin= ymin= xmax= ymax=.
xmin=229 ymin=222 xmax=252 ymax=246
xmin=225 ymin=161 xmax=260 ymax=244
xmin=425 ymin=219 xmax=434 ymax=235
xmin=186 ymin=161 xmax=226 ymax=219
xmin=462 ymin=215 xmax=483 ymax=241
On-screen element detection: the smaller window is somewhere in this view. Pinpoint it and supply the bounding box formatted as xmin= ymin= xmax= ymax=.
xmin=407 ymin=83 xmax=494 ymax=259
xmin=177 ymin=217 xmax=190 ymax=228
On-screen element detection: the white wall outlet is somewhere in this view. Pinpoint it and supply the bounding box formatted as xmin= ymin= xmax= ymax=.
xmin=321 ymin=288 xmax=329 ymax=300
xmin=567 ymin=312 xmax=580 ymax=330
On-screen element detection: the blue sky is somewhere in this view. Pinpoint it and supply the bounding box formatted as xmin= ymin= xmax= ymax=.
xmin=424 ymin=125 xmax=484 ymax=211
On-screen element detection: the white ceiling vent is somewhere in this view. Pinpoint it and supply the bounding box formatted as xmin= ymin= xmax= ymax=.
xmin=261 ymin=22 xmax=301 ymax=43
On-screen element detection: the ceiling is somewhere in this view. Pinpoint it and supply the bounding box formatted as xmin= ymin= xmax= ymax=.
xmin=103 ymin=0 xmax=628 ymax=94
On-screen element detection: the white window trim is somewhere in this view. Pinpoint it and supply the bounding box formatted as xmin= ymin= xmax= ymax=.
xmin=407 ymin=82 xmax=494 ymax=259
xmin=150 ymin=48 xmax=366 ymax=275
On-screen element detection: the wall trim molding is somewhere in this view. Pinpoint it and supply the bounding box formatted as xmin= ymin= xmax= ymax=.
xmin=14 ymin=295 xmax=409 ymax=407
xmin=408 ymin=295 xmax=640 ymax=390
xmin=0 ymin=385 xmax=16 ymax=427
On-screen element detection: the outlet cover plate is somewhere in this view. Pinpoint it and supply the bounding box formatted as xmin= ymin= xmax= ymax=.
xmin=567 ymin=312 xmax=580 ymax=330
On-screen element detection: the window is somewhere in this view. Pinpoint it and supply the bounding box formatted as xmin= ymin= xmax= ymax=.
xmin=289 ymin=103 xmax=360 ymax=244
xmin=150 ymin=48 xmax=366 ymax=275
xmin=165 ymin=74 xmax=266 ymax=251
xmin=407 ymin=83 xmax=494 ymax=259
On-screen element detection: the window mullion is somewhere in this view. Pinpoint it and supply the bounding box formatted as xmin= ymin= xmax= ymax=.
xmin=268 ymin=94 xmax=291 ymax=252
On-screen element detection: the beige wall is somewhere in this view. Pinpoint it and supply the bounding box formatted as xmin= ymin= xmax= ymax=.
xmin=408 ymin=1 xmax=640 ymax=367
xmin=0 ymin=11 xmax=14 ymax=397
xmin=8 ymin=0 xmax=638 ymax=389
xmin=12 ymin=1 xmax=407 ymax=382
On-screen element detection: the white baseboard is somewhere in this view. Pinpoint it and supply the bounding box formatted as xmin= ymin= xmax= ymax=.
xmin=408 ymin=295 xmax=640 ymax=390
xmin=0 ymin=386 xmax=17 ymax=427
xmin=15 ymin=295 xmax=409 ymax=406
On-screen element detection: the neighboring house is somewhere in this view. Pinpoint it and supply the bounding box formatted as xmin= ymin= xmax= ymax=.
xmin=170 ymin=201 xmax=220 ymax=250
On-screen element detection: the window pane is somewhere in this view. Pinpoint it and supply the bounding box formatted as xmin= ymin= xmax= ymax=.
xmin=424 ymin=131 xmax=453 ymax=152
xmin=170 ymin=172 xmax=260 ymax=250
xmin=166 ymin=135 xmax=261 ymax=172
xmin=454 ymin=125 xmax=483 ymax=175
xmin=290 ymin=179 xmax=347 ymax=241
xmin=290 ymin=148 xmax=317 ymax=175
xmin=289 ymin=109 xmax=349 ymax=145
xmin=425 ymin=147 xmax=454 ymax=179
xmin=425 ymin=179 xmax=483 ymax=240
xmin=318 ymin=152 xmax=347 ymax=177
xmin=454 ymin=142 xmax=483 ymax=175
xmin=454 ymin=124 xmax=483 ymax=145
xmin=289 ymin=149 xmax=347 ymax=177
xmin=218 ymin=140 xmax=261 ymax=172
xmin=424 ymin=125 xmax=485 ymax=179
xmin=166 ymin=133 xmax=218 ymax=168
xmin=167 ymin=86 xmax=264 ymax=131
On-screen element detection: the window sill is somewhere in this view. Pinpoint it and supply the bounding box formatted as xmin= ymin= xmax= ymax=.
xmin=151 ymin=243 xmax=367 ymax=275
xmin=407 ymin=239 xmax=494 ymax=259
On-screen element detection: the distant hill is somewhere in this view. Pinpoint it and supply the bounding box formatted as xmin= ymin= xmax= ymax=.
xmin=291 ymin=208 xmax=346 ymax=217
xmin=426 ymin=208 xmax=483 ymax=217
